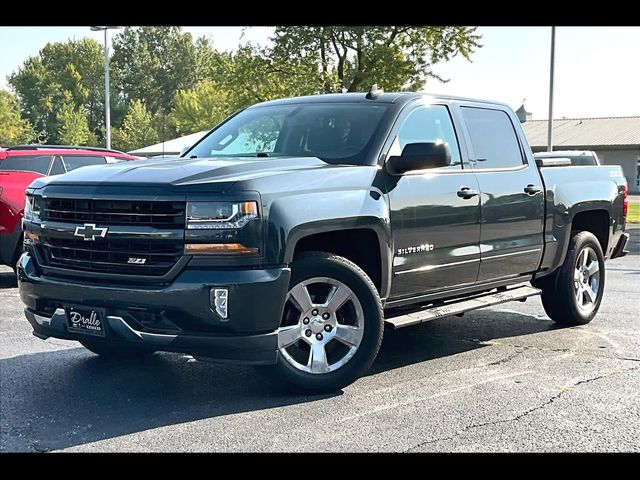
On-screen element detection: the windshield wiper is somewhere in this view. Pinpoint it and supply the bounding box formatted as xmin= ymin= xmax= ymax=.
xmin=256 ymin=153 xmax=270 ymax=158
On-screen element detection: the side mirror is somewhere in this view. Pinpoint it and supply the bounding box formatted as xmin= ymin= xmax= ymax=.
xmin=386 ymin=142 xmax=451 ymax=175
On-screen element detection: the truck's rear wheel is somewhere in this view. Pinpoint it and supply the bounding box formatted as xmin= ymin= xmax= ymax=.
xmin=540 ymin=231 xmax=605 ymax=326
xmin=271 ymin=252 xmax=384 ymax=393
xmin=80 ymin=339 xmax=155 ymax=360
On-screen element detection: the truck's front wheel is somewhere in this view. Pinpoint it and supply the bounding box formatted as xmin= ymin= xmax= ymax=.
xmin=540 ymin=231 xmax=605 ymax=326
xmin=271 ymin=252 xmax=384 ymax=393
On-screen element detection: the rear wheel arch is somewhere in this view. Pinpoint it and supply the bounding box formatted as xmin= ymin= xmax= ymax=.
xmin=570 ymin=209 xmax=610 ymax=254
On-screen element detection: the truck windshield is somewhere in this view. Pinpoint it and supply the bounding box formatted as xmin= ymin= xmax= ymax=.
xmin=184 ymin=103 xmax=390 ymax=165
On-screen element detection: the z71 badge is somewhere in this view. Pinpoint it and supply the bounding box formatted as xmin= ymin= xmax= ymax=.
xmin=397 ymin=244 xmax=434 ymax=256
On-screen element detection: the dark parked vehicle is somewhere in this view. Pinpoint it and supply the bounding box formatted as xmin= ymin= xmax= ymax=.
xmin=0 ymin=145 xmax=139 ymax=271
xmin=18 ymin=91 xmax=629 ymax=392
xmin=533 ymin=150 xmax=600 ymax=166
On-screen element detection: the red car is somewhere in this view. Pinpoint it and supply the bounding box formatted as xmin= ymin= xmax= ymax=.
xmin=0 ymin=145 xmax=139 ymax=270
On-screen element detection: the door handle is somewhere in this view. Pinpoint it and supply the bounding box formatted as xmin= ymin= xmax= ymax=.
xmin=457 ymin=187 xmax=479 ymax=199
xmin=524 ymin=184 xmax=541 ymax=195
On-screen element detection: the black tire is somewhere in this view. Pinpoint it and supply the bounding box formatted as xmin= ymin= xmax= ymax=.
xmin=80 ymin=339 xmax=155 ymax=360
xmin=539 ymin=231 xmax=605 ymax=326
xmin=268 ymin=251 xmax=384 ymax=393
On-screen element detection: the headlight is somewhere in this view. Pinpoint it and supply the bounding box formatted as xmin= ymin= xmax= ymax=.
xmin=24 ymin=194 xmax=41 ymax=221
xmin=185 ymin=201 xmax=261 ymax=256
xmin=23 ymin=194 xmax=42 ymax=245
xmin=186 ymin=201 xmax=259 ymax=229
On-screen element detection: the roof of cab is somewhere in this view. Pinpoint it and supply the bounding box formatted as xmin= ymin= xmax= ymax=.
xmin=251 ymin=91 xmax=512 ymax=109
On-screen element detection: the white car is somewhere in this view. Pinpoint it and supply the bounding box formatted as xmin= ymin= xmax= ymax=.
xmin=534 ymin=150 xmax=600 ymax=166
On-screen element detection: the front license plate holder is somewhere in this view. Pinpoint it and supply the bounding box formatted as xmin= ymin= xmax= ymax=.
xmin=65 ymin=306 xmax=106 ymax=337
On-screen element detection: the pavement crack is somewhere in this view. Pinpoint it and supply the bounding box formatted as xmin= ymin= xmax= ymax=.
xmin=485 ymin=350 xmax=523 ymax=366
xmin=403 ymin=364 xmax=640 ymax=452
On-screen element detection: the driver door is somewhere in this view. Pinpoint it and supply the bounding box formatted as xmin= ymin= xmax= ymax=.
xmin=386 ymin=103 xmax=481 ymax=299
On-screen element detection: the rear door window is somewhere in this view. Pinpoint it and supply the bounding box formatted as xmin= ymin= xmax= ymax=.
xmin=461 ymin=107 xmax=525 ymax=169
xmin=0 ymin=155 xmax=52 ymax=174
xmin=61 ymin=155 xmax=107 ymax=171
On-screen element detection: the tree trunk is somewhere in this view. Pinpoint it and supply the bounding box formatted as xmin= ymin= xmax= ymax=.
xmin=347 ymin=45 xmax=364 ymax=92
xmin=347 ymin=76 xmax=363 ymax=92
xmin=320 ymin=36 xmax=331 ymax=93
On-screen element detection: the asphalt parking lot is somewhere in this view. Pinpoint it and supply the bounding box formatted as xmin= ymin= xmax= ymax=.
xmin=1 ymin=227 xmax=638 ymax=452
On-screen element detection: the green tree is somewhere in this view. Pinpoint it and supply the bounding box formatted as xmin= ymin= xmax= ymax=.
xmin=0 ymin=90 xmax=34 ymax=145
xmin=194 ymin=36 xmax=227 ymax=82
xmin=220 ymin=44 xmax=323 ymax=111
xmin=9 ymin=38 xmax=106 ymax=143
xmin=170 ymin=81 xmax=231 ymax=135
xmin=271 ymin=27 xmax=482 ymax=92
xmin=111 ymin=27 xmax=199 ymax=115
xmin=56 ymin=94 xmax=90 ymax=145
xmin=112 ymin=100 xmax=159 ymax=152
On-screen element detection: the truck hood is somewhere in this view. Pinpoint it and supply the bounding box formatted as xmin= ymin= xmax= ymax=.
xmin=29 ymin=156 xmax=346 ymax=192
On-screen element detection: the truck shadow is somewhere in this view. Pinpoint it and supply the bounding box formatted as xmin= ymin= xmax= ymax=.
xmin=1 ymin=309 xmax=555 ymax=452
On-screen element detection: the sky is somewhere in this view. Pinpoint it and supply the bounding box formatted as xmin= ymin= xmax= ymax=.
xmin=1 ymin=26 xmax=639 ymax=120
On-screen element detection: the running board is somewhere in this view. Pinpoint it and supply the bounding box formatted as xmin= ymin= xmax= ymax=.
xmin=385 ymin=285 xmax=541 ymax=329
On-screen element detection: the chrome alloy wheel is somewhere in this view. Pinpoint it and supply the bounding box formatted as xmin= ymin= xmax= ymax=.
xmin=277 ymin=277 xmax=365 ymax=374
xmin=574 ymin=246 xmax=600 ymax=314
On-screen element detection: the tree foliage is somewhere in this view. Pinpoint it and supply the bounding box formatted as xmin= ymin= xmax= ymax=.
xmin=111 ymin=27 xmax=199 ymax=115
xmin=0 ymin=89 xmax=34 ymax=145
xmin=218 ymin=44 xmax=323 ymax=111
xmin=271 ymin=27 xmax=482 ymax=92
xmin=7 ymin=26 xmax=483 ymax=150
xmin=170 ymin=81 xmax=230 ymax=136
xmin=112 ymin=100 xmax=159 ymax=152
xmin=9 ymin=38 xmax=105 ymax=143
xmin=56 ymin=93 xmax=91 ymax=145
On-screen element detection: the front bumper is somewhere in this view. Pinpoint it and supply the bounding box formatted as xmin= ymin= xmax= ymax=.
xmin=18 ymin=252 xmax=290 ymax=364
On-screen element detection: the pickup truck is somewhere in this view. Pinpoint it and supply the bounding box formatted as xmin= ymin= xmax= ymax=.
xmin=17 ymin=91 xmax=630 ymax=392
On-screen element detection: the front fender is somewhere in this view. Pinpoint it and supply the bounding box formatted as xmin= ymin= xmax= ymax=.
xmin=263 ymin=188 xmax=393 ymax=297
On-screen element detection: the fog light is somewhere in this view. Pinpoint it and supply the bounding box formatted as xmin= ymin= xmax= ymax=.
xmin=24 ymin=231 xmax=40 ymax=244
xmin=210 ymin=288 xmax=229 ymax=319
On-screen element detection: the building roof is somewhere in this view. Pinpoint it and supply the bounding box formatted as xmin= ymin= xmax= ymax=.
xmin=128 ymin=130 xmax=209 ymax=157
xmin=522 ymin=116 xmax=640 ymax=148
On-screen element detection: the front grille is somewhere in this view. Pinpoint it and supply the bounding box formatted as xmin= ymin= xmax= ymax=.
xmin=42 ymin=198 xmax=185 ymax=228
xmin=42 ymin=237 xmax=183 ymax=276
xmin=39 ymin=198 xmax=186 ymax=277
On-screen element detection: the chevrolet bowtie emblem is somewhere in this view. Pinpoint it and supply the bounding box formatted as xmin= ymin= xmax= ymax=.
xmin=74 ymin=223 xmax=108 ymax=241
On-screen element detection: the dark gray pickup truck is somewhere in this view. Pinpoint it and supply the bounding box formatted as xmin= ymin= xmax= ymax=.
xmin=17 ymin=91 xmax=630 ymax=392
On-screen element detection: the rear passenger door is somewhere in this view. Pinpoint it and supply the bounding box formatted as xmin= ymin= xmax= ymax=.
xmin=459 ymin=105 xmax=544 ymax=282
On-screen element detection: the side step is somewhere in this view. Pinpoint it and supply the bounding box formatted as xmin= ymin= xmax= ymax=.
xmin=385 ymin=285 xmax=541 ymax=329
